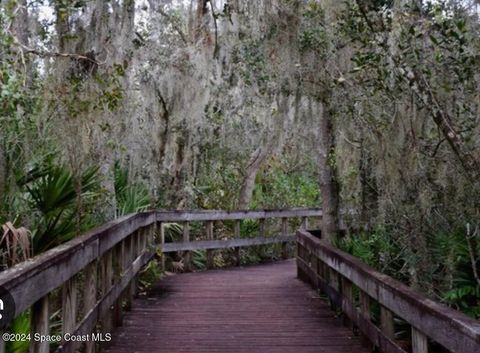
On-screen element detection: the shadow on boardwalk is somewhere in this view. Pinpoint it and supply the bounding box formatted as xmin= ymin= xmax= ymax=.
xmin=104 ymin=260 xmax=369 ymax=353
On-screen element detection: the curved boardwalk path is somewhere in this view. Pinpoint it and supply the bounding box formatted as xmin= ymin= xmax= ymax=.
xmin=104 ymin=260 xmax=369 ymax=353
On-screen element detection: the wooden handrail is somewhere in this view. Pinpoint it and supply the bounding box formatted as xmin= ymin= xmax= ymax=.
xmin=155 ymin=208 xmax=322 ymax=221
xmin=296 ymin=229 xmax=480 ymax=353
xmin=0 ymin=208 xmax=322 ymax=353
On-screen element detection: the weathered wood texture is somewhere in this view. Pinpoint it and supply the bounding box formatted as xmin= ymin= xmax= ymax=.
xmin=0 ymin=209 xmax=320 ymax=326
xmin=296 ymin=230 xmax=480 ymax=353
xmin=162 ymin=234 xmax=296 ymax=252
xmin=0 ymin=208 xmax=321 ymax=353
xmin=156 ymin=208 xmax=322 ymax=222
xmin=104 ymin=260 xmax=369 ymax=353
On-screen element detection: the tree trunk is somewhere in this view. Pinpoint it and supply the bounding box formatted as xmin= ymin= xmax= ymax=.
xmin=238 ymin=146 xmax=270 ymax=210
xmin=317 ymin=100 xmax=340 ymax=243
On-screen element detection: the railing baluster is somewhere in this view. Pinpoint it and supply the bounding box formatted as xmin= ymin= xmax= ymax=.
xmin=62 ymin=276 xmax=77 ymax=336
xmin=259 ymin=218 xmax=265 ymax=237
xmin=137 ymin=227 xmax=143 ymax=258
xmin=83 ymin=260 xmax=97 ymax=353
xmin=160 ymin=222 xmax=165 ymax=271
xmin=101 ymin=250 xmax=114 ymax=333
xmin=127 ymin=234 xmax=136 ymax=308
xmin=359 ymin=291 xmax=372 ymax=349
xmin=301 ymin=217 xmax=308 ymax=230
xmin=31 ymin=295 xmax=49 ymax=353
xmin=183 ymin=222 xmax=191 ymax=272
xmin=234 ymin=220 xmax=241 ymax=266
xmin=380 ymin=305 xmax=395 ymax=340
xmin=412 ymin=326 xmax=428 ymax=353
xmin=206 ymin=221 xmax=214 ymax=269
xmin=341 ymin=277 xmax=353 ymax=328
xmin=281 ymin=218 xmax=288 ymax=259
xmin=329 ymin=268 xmax=340 ymax=310
xmin=112 ymin=243 xmax=123 ymax=328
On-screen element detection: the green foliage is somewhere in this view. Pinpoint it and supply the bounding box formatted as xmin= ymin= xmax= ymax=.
xmin=299 ymin=2 xmax=327 ymax=54
xmin=191 ymin=250 xmax=207 ymax=270
xmin=339 ymin=226 xmax=480 ymax=319
xmin=336 ymin=227 xmax=405 ymax=279
xmin=139 ymin=258 xmax=163 ymax=291
xmin=238 ymin=39 xmax=270 ymax=91
xmin=250 ymin=163 xmax=320 ymax=209
xmin=194 ymin=162 xmax=241 ymax=210
xmin=23 ymin=164 xmax=100 ymax=253
xmin=6 ymin=312 xmax=30 ymax=353
xmin=162 ymin=222 xmax=183 ymax=242
xmin=114 ymin=162 xmax=151 ymax=216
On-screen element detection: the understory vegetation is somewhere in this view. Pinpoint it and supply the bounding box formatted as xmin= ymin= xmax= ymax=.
xmin=1 ymin=2 xmax=479 ymax=347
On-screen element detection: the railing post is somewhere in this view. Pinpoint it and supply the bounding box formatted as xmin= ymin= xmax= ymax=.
xmin=30 ymin=295 xmax=49 ymax=353
xmin=183 ymin=222 xmax=191 ymax=272
xmin=205 ymin=221 xmax=214 ymax=269
xmin=100 ymin=250 xmax=114 ymax=333
xmin=359 ymin=291 xmax=372 ymax=349
xmin=381 ymin=306 xmax=395 ymax=339
xmin=83 ymin=261 xmax=97 ymax=353
xmin=112 ymin=242 xmax=123 ymax=328
xmin=160 ymin=222 xmax=165 ymax=271
xmin=62 ymin=276 xmax=77 ymax=336
xmin=127 ymin=234 xmax=136 ymax=308
xmin=412 ymin=327 xmax=428 ymax=353
xmin=234 ymin=220 xmax=241 ymax=266
xmin=329 ymin=268 xmax=340 ymax=310
xmin=281 ymin=218 xmax=288 ymax=259
xmin=259 ymin=218 xmax=265 ymax=237
xmin=301 ymin=217 xmax=308 ymax=230
xmin=341 ymin=277 xmax=353 ymax=328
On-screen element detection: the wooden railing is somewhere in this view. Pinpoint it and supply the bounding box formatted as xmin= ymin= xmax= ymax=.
xmin=0 ymin=208 xmax=321 ymax=353
xmin=296 ymin=229 xmax=480 ymax=353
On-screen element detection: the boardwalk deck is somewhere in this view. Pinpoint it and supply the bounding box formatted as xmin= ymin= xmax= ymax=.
xmin=104 ymin=260 xmax=369 ymax=353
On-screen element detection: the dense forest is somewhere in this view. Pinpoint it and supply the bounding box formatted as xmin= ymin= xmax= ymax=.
xmin=1 ymin=0 xmax=479 ymax=335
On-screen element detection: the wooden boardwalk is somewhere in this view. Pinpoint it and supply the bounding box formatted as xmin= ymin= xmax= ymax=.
xmin=104 ymin=260 xmax=369 ymax=353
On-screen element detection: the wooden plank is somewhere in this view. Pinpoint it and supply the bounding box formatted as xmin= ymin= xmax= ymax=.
xmin=281 ymin=218 xmax=288 ymax=259
xmin=183 ymin=222 xmax=191 ymax=272
xmin=359 ymin=291 xmax=372 ymax=349
xmin=259 ymin=218 xmax=265 ymax=237
xmin=155 ymin=208 xmax=323 ymax=222
xmin=128 ymin=235 xmax=137 ymax=302
xmin=0 ymin=209 xmax=321 ymax=327
xmin=297 ymin=230 xmax=480 ymax=353
xmin=98 ymin=213 xmax=157 ymax=257
xmin=112 ymin=243 xmax=123 ymax=328
xmin=381 ymin=306 xmax=395 ymax=340
xmin=206 ymin=221 xmax=214 ymax=269
xmin=411 ymin=327 xmax=428 ymax=353
xmin=162 ymin=235 xmax=296 ymax=252
xmin=62 ymin=277 xmax=77 ymax=335
xmin=103 ymin=261 xmax=370 ymax=353
xmin=1 ymin=238 xmax=98 ymax=320
xmin=296 ymin=257 xmax=406 ymax=353
xmin=159 ymin=222 xmax=165 ymax=271
xmin=30 ymin=295 xmax=49 ymax=353
xmin=102 ymin=250 xmax=114 ymax=333
xmin=301 ymin=217 xmax=308 ymax=230
xmin=83 ymin=261 xmax=97 ymax=353
xmin=341 ymin=277 xmax=353 ymax=328
xmin=234 ymin=220 xmax=241 ymax=266
xmin=0 ymin=213 xmax=158 ymax=324
xmin=54 ymin=251 xmax=155 ymax=353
